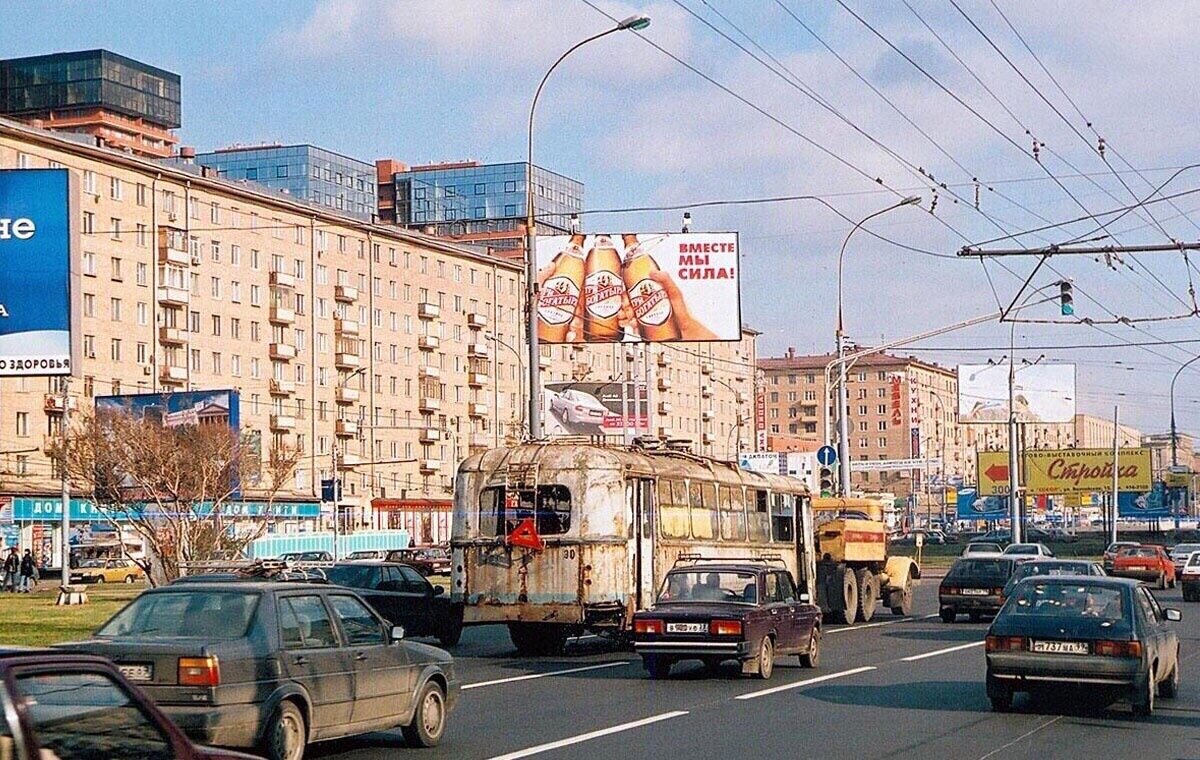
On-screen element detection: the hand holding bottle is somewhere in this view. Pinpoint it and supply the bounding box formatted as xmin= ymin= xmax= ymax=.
xmin=647 ymin=270 xmax=718 ymax=341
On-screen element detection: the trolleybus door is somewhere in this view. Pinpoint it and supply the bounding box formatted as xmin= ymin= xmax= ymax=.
xmin=795 ymin=495 xmax=817 ymax=601
xmin=630 ymin=478 xmax=656 ymax=610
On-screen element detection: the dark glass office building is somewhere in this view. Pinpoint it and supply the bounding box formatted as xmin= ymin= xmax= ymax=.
xmin=0 ymin=49 xmax=181 ymax=157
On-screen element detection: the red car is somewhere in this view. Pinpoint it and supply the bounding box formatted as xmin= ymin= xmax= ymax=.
xmin=1111 ymin=544 xmax=1176 ymax=589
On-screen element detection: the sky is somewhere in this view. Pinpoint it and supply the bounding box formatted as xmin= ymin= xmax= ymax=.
xmin=3 ymin=0 xmax=1200 ymax=434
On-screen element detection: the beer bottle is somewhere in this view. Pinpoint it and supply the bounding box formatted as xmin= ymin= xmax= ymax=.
xmin=537 ymin=233 xmax=586 ymax=343
xmin=582 ymin=234 xmax=626 ymax=342
xmin=621 ymin=234 xmax=682 ymax=341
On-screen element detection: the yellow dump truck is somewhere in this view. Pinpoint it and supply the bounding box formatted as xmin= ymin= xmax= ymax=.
xmin=811 ymin=497 xmax=921 ymax=624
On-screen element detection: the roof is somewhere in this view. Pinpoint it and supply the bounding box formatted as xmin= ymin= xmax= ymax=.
xmin=758 ymin=350 xmax=953 ymax=377
xmin=0 ymin=49 xmax=179 ymax=82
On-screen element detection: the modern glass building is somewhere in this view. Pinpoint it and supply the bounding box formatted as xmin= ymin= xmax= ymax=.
xmin=194 ymin=144 xmax=377 ymax=221
xmin=0 ymin=49 xmax=181 ymax=157
xmin=382 ymin=161 xmax=584 ymax=253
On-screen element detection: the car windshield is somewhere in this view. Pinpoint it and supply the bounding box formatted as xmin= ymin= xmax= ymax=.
xmin=1005 ymin=581 xmax=1127 ymax=623
xmin=1003 ymin=544 xmax=1039 ymax=555
xmin=948 ymin=559 xmax=1012 ymax=581
xmin=78 ymin=559 xmax=106 ymax=568
xmin=98 ymin=591 xmax=259 ymax=639
xmin=658 ymin=570 xmax=757 ymax=604
xmin=1106 ymin=542 xmax=1138 ymax=553
xmin=324 ymin=565 xmax=375 ymax=588
xmin=1188 ymin=553 xmax=1200 ymax=568
xmin=1122 ymin=547 xmax=1157 ymax=558
xmin=967 ymin=543 xmax=1001 ymax=553
xmin=1012 ymin=562 xmax=1091 ymax=582
xmin=1172 ymin=544 xmax=1200 ymax=557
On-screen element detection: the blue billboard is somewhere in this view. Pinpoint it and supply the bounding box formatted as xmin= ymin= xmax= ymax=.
xmin=0 ymin=169 xmax=76 ymax=376
xmin=1117 ymin=483 xmax=1184 ymax=519
xmin=956 ymin=487 xmax=1007 ymax=520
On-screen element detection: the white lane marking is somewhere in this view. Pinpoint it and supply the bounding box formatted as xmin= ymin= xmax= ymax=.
xmin=921 ymin=613 xmax=942 ymax=619
xmin=463 ymin=661 xmax=632 ymax=690
xmin=825 ymin=618 xmax=911 ymax=634
xmin=901 ymin=640 xmax=985 ymax=662
xmin=735 ymin=666 xmax=877 ymax=701
xmin=487 ymin=711 xmax=690 ymax=760
xmin=974 ymin=716 xmax=1062 ymax=760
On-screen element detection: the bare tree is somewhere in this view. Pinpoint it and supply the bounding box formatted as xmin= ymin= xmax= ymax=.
xmin=54 ymin=407 xmax=301 ymax=585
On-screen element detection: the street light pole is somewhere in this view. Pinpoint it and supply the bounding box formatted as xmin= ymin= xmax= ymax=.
xmin=332 ymin=366 xmax=367 ymax=560
xmin=1170 ymin=354 xmax=1200 ymax=469
xmin=525 ymin=14 xmax=650 ymax=441
xmin=835 ymin=196 xmax=920 ymax=495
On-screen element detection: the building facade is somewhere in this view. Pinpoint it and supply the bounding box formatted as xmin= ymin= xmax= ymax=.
xmin=194 ymin=144 xmax=377 ymax=221
xmin=0 ymin=49 xmax=180 ymax=158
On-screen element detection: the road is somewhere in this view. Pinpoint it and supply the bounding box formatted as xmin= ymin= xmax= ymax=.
xmin=313 ymin=578 xmax=1200 ymax=759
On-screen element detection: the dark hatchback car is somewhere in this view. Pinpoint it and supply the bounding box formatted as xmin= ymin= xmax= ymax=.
xmin=940 ymin=556 xmax=1025 ymax=623
xmin=986 ymin=576 xmax=1181 ymax=715
xmin=632 ymin=562 xmax=821 ymax=680
xmin=1001 ymin=559 xmax=1106 ymax=600
xmin=57 ymin=582 xmax=458 ymax=760
xmin=0 ymin=649 xmax=259 ymax=760
xmin=384 ymin=548 xmax=451 ymax=577
xmin=323 ymin=563 xmax=463 ymax=646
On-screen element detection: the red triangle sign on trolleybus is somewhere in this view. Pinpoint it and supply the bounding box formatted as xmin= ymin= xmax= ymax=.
xmin=506 ymin=518 xmax=544 ymax=551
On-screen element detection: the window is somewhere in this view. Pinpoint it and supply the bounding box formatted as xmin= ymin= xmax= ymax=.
xmin=771 ymin=494 xmax=795 ymax=542
xmin=479 ymin=485 xmax=572 ymax=536
xmin=109 ymin=176 xmax=122 ymax=200
xmin=658 ymin=479 xmax=690 ymax=539
xmin=719 ymin=485 xmax=747 ymax=541
xmin=99 ymin=591 xmax=258 ymax=638
xmin=83 ymin=251 xmax=96 ymax=276
xmin=277 ymin=164 xmax=288 ymax=178
xmin=328 ymin=595 xmax=386 ymax=645
xmin=689 ymin=481 xmax=718 ymax=540
xmin=278 ymin=595 xmax=338 ymax=648
xmin=245 ymin=167 xmax=258 ymax=180
xmin=15 ymin=411 xmax=28 ymax=437
xmin=110 ymin=297 xmax=122 ymax=321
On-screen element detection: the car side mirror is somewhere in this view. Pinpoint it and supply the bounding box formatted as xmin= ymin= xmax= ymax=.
xmin=1165 ymin=608 xmax=1182 ymax=622
xmin=431 ymin=585 xmax=444 ymax=597
xmin=391 ymin=625 xmax=406 ymax=643
xmin=799 ymin=592 xmax=811 ymax=603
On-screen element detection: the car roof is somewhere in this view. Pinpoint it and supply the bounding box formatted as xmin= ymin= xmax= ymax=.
xmin=668 ymin=563 xmax=773 ymax=574
xmin=147 ymin=581 xmax=328 ymax=592
xmin=1017 ymin=575 xmax=1141 ymax=589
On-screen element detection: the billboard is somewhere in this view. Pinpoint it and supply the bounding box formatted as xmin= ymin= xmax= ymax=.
xmin=96 ymin=389 xmax=241 ymax=433
xmin=543 ymin=381 xmax=648 ymax=438
xmin=0 ymin=169 xmax=77 ymax=376
xmin=1024 ymin=448 xmax=1151 ymax=495
xmin=535 ymin=232 xmax=741 ymax=344
xmin=955 ymin=487 xmax=1007 ymax=520
xmin=957 ymin=363 xmax=1075 ymax=423
xmin=1116 ymin=483 xmax=1186 ymax=519
xmin=739 ymin=451 xmax=818 ymax=492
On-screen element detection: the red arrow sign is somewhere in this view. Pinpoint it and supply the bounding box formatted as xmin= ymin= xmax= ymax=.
xmin=985 ymin=463 xmax=1010 ymax=481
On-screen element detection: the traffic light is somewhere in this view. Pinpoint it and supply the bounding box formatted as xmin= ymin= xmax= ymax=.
xmin=819 ymin=466 xmax=835 ymax=497
xmin=1060 ymin=280 xmax=1074 ymax=316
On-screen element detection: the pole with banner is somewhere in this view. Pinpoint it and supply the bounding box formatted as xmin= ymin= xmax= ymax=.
xmin=59 ymin=378 xmax=70 ymax=589
xmin=1111 ymin=406 xmax=1119 ymax=545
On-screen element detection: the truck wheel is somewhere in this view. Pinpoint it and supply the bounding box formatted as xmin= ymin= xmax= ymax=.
xmin=890 ymin=586 xmax=913 ymax=616
xmin=800 ymin=627 xmax=820 ymax=669
xmin=855 ymin=568 xmax=878 ymax=623
xmin=838 ymin=568 xmax=859 ymax=625
xmin=940 ymin=607 xmax=956 ymax=624
xmin=438 ymin=610 xmax=464 ymax=647
xmin=754 ymin=636 xmax=775 ymax=680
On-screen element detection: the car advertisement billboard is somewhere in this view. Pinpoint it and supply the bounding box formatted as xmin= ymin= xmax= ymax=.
xmin=535 ymin=232 xmax=741 ymax=344
xmin=1116 ymin=483 xmax=1183 ymax=519
xmin=955 ymin=486 xmax=1007 ymax=520
xmin=0 ymin=169 xmax=78 ymax=376
xmin=543 ymin=381 xmax=648 ymax=438
xmin=957 ymin=363 xmax=1076 ymax=424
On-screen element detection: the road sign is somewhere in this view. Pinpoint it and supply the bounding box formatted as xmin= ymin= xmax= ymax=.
xmin=816 ymin=445 xmax=838 ymax=467
xmin=977 ymin=451 xmax=1010 ymax=496
xmin=849 ymin=458 xmax=941 ymax=472
xmin=1167 ymin=471 xmax=1191 ymax=488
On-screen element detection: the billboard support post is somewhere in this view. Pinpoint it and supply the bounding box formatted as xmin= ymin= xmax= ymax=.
xmin=1111 ymin=405 xmax=1119 ymax=546
xmin=331 ymin=442 xmax=340 ymax=562
xmin=1008 ymin=329 xmax=1022 ymax=544
xmin=59 ymin=378 xmax=70 ymax=589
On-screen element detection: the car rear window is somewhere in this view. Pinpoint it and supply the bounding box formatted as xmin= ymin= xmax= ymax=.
xmin=1124 ymin=547 xmax=1157 ymax=558
xmin=97 ymin=591 xmax=259 ymax=639
xmin=659 ymin=570 xmax=758 ymax=604
xmin=1189 ymin=553 xmax=1200 ymax=568
xmin=947 ymin=559 xmax=1012 ymax=581
xmin=324 ymin=565 xmax=376 ymax=589
xmin=1013 ymin=563 xmax=1090 ymax=581
xmin=1005 ymin=581 xmax=1127 ymax=622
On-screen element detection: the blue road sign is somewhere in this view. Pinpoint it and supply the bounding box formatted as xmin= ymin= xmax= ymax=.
xmin=816 ymin=445 xmax=838 ymax=467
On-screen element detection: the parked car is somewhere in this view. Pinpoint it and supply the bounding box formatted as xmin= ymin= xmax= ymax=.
xmin=0 ymin=648 xmax=260 ymax=759
xmin=939 ymin=556 xmax=1025 ymax=623
xmin=985 ymin=576 xmax=1181 ymax=715
xmin=385 ymin=547 xmax=452 ymax=576
xmin=962 ymin=542 xmax=1004 ymax=558
xmin=550 ymin=388 xmax=607 ymax=425
xmin=278 ymin=551 xmax=333 ymax=562
xmin=1002 ymin=543 xmax=1055 ymax=559
xmin=345 ymin=550 xmax=393 ymax=561
xmin=1000 ymin=559 xmax=1106 ymax=600
xmin=1168 ymin=543 xmax=1200 ymax=574
xmin=1112 ymin=545 xmax=1176 ymax=589
xmin=977 ymin=530 xmax=1012 ymax=545
xmin=1103 ymin=541 xmax=1142 ymax=572
xmin=631 ymin=561 xmax=821 ymax=680
xmin=70 ymin=557 xmax=146 ymax=584
xmin=1046 ymin=527 xmax=1079 ymax=543
xmin=323 ymin=562 xmax=463 ymax=646
xmin=57 ymin=581 xmax=458 ymax=760
xmin=1181 ymin=551 xmax=1200 ymax=601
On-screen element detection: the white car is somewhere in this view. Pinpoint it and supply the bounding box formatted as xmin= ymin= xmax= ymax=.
xmin=1181 ymin=551 xmax=1200 ymax=602
xmin=961 ymin=542 xmax=1004 ymax=558
xmin=1169 ymin=543 xmax=1200 ymax=574
xmin=1001 ymin=542 xmax=1055 ymax=559
xmin=551 ymin=389 xmax=607 ymax=426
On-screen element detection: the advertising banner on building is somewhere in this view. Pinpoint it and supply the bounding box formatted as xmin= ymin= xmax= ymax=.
xmin=96 ymin=390 xmax=241 ymax=433
xmin=955 ymin=487 xmax=1007 ymax=520
xmin=543 ymin=381 xmax=648 ymax=438
xmin=535 ymin=232 xmax=741 ymax=344
xmin=957 ymin=363 xmax=1076 ymax=423
xmin=0 ymin=169 xmax=78 ymax=376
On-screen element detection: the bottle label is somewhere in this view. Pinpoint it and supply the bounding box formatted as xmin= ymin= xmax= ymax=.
xmin=629 ymin=278 xmax=671 ymax=326
xmin=538 ymin=276 xmax=580 ymax=325
xmin=584 ymin=270 xmax=624 ymax=319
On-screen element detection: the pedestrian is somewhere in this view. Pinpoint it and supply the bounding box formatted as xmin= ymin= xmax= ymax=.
xmin=18 ymin=550 xmax=35 ymax=594
xmin=2 ymin=548 xmax=18 ymax=593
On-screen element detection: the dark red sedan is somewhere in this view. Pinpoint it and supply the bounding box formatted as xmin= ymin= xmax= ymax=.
xmin=632 ymin=560 xmax=821 ymax=680
xmin=0 ymin=649 xmax=260 ymax=759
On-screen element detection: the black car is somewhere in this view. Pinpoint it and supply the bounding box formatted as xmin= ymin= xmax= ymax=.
xmin=939 ymin=556 xmax=1025 ymax=623
xmin=986 ymin=576 xmax=1181 ymax=715
xmin=58 ymin=581 xmax=459 ymax=760
xmin=384 ymin=548 xmax=452 ymax=576
xmin=324 ymin=562 xmax=464 ymax=646
xmin=1001 ymin=559 xmax=1106 ymax=599
xmin=0 ymin=649 xmax=259 ymax=759
xmin=631 ymin=561 xmax=821 ymax=680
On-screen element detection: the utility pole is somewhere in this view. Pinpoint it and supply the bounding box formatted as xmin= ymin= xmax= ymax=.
xmin=1111 ymin=405 xmax=1120 ymax=547
xmin=59 ymin=378 xmax=70 ymax=588
xmin=331 ymin=442 xmax=341 ymax=561
xmin=1007 ymin=342 xmax=1022 ymax=544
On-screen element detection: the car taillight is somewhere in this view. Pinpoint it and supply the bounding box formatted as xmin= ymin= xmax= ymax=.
xmin=178 ymin=656 xmax=220 ymax=687
xmin=941 ymin=586 xmax=958 ymax=595
xmin=710 ymin=619 xmax=743 ymax=636
xmin=991 ymin=588 xmax=1005 ymax=596
xmin=985 ymin=636 xmax=1027 ymax=652
xmin=634 ymin=619 xmax=663 ymax=635
xmin=1094 ymin=640 xmax=1143 ymax=658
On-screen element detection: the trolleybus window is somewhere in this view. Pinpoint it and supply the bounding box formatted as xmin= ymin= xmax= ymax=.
xmin=748 ymin=489 xmax=770 ymax=542
xmin=719 ymin=485 xmax=747 ymax=541
xmin=771 ymin=494 xmax=794 ymax=543
xmin=658 ymin=479 xmax=690 ymax=538
xmin=689 ymin=481 xmax=718 ymax=540
xmin=479 ymin=485 xmax=572 ymax=536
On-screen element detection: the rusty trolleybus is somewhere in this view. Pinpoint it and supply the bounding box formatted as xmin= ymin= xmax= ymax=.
xmin=451 ymin=440 xmax=815 ymax=654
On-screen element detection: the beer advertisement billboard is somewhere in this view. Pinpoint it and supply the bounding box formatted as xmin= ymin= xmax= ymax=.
xmin=534 ymin=232 xmax=741 ymax=344
xmin=956 ymin=363 xmax=1076 ymax=424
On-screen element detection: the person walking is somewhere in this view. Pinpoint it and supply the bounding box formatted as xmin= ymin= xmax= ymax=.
xmin=18 ymin=550 xmax=36 ymax=593
xmin=2 ymin=548 xmax=19 ymax=593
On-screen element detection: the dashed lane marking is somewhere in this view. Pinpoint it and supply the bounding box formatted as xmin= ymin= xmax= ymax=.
xmin=463 ymin=661 xmax=633 ymax=690
xmin=734 ymin=666 xmax=878 ymax=701
xmin=486 ymin=710 xmax=691 ymax=759
xmin=826 ymin=617 xmax=912 ymax=634
xmin=900 ymin=640 xmax=986 ymax=662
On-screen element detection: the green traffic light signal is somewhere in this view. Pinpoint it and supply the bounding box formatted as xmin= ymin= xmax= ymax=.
xmin=1060 ymin=281 xmax=1074 ymax=316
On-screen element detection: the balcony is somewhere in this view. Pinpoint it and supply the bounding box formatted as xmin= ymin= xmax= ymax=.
xmin=158 ymin=326 xmax=185 ymax=345
xmin=43 ymin=394 xmax=72 ymax=414
xmin=335 ymin=419 xmax=358 ymax=438
xmin=657 ymin=377 xmax=673 ymax=391
xmin=270 ymin=305 xmax=296 ymax=324
xmin=419 ymin=458 xmax=441 ymax=474
xmin=701 ymin=409 xmax=715 ymax=421
xmin=468 ymin=343 xmax=490 ymax=359
xmin=701 ymin=362 xmax=713 ymax=375
xmin=468 ymin=371 xmax=490 ymax=387
xmin=270 ymin=271 xmax=296 ymax=289
xmin=334 ymin=284 xmax=358 ymax=303
xmin=418 ymin=365 xmax=440 ymax=379
xmin=335 ymin=352 xmax=361 ymax=369
xmin=270 ymin=414 xmax=296 ymax=431
xmin=42 ymin=434 xmax=59 ymax=455
xmin=467 ymin=312 xmax=488 ymax=329
xmin=418 ymin=335 xmax=440 ymax=351
xmin=701 ymin=386 xmax=714 ymax=399
xmin=419 ymin=427 xmax=442 ymax=444
xmin=702 ymin=433 xmax=714 ymax=446
xmin=269 ymin=343 xmax=296 ymax=361
xmin=657 ymin=426 xmax=674 ymax=439
xmin=468 ymin=402 xmax=487 ymax=418
xmin=334 ymin=318 xmax=359 ymax=336
xmin=419 ymin=396 xmax=441 ymax=413
xmin=337 ymin=453 xmax=362 ymax=470
xmin=157 ymin=228 xmax=189 ymax=266
xmin=658 ymin=401 xmax=673 ymax=415
xmin=335 ymin=386 xmax=359 ymax=404
xmin=159 ymin=365 xmax=186 ymax=383
xmin=656 ymin=353 xmax=671 ymax=367
xmin=418 ymin=302 xmax=440 ymax=320
xmin=156 ymin=286 xmax=189 ymax=306
xmin=471 ymin=434 xmax=492 ymax=449
xmin=269 ymin=378 xmax=296 ymax=396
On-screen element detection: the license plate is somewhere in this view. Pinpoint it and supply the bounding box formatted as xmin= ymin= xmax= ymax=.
xmin=1031 ymin=640 xmax=1088 ymax=655
xmin=961 ymin=588 xmax=989 ymax=596
xmin=118 ymin=664 xmax=153 ymax=681
xmin=666 ymin=622 xmax=707 ymax=634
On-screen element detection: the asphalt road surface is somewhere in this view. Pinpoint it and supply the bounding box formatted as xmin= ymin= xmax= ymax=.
xmin=312 ymin=577 xmax=1200 ymax=760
